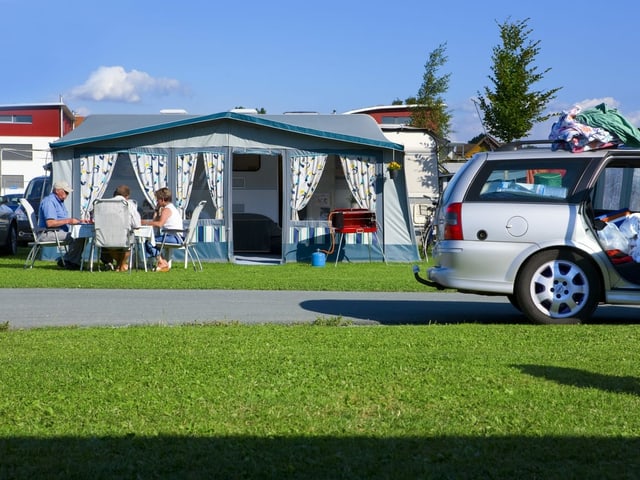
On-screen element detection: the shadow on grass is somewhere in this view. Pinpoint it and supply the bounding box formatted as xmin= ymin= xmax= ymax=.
xmin=299 ymin=299 xmax=640 ymax=325
xmin=1 ymin=435 xmax=639 ymax=479
xmin=514 ymin=364 xmax=640 ymax=396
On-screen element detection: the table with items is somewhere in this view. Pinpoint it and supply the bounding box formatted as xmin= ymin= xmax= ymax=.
xmin=70 ymin=223 xmax=156 ymax=271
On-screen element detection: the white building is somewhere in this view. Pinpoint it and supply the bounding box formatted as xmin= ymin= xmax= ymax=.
xmin=0 ymin=102 xmax=76 ymax=194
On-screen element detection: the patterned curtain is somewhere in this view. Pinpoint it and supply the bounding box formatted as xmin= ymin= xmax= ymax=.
xmin=175 ymin=153 xmax=198 ymax=216
xmin=340 ymin=155 xmax=377 ymax=210
xmin=130 ymin=153 xmax=168 ymax=208
xmin=290 ymin=154 xmax=327 ymax=220
xmin=79 ymin=153 xmax=117 ymax=220
xmin=202 ymin=152 xmax=225 ymax=219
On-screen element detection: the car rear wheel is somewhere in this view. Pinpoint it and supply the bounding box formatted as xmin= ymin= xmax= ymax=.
xmin=506 ymin=294 xmax=521 ymax=312
xmin=515 ymin=249 xmax=600 ymax=325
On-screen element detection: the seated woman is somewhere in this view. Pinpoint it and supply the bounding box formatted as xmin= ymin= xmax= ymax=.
xmin=141 ymin=187 xmax=182 ymax=272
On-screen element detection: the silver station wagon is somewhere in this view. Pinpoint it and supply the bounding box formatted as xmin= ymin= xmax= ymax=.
xmin=414 ymin=142 xmax=640 ymax=324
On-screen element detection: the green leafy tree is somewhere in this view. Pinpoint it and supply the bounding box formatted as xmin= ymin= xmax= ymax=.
xmin=468 ymin=133 xmax=486 ymax=144
xmin=477 ymin=18 xmax=561 ymax=142
xmin=391 ymin=97 xmax=417 ymax=105
xmin=410 ymin=42 xmax=452 ymax=138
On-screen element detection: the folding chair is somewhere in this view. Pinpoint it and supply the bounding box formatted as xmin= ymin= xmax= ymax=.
xmin=89 ymin=198 xmax=135 ymax=272
xmin=20 ymin=198 xmax=68 ymax=268
xmin=158 ymin=200 xmax=206 ymax=271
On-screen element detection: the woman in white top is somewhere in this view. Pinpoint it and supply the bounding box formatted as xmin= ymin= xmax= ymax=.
xmin=141 ymin=187 xmax=182 ymax=271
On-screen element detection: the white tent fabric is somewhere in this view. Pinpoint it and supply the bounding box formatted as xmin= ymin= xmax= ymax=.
xmin=79 ymin=153 xmax=117 ymax=220
xmin=50 ymin=112 xmax=418 ymax=263
xmin=290 ymin=154 xmax=327 ymax=220
xmin=340 ymin=155 xmax=377 ymax=211
xmin=131 ymin=153 xmax=168 ymax=208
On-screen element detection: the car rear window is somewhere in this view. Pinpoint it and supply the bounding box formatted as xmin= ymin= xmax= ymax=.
xmin=467 ymin=158 xmax=590 ymax=203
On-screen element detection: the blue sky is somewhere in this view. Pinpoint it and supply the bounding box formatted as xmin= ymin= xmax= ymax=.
xmin=3 ymin=0 xmax=639 ymax=143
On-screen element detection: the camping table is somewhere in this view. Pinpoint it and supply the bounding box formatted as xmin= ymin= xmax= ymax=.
xmin=70 ymin=223 xmax=95 ymax=271
xmin=133 ymin=226 xmax=154 ymax=271
xmin=70 ymin=224 xmax=155 ymax=271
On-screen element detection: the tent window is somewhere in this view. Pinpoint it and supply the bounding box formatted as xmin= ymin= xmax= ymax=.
xmin=233 ymin=154 xmax=261 ymax=171
xmin=296 ymin=155 xmax=357 ymax=221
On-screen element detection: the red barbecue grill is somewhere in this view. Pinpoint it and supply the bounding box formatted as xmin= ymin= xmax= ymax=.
xmin=329 ymin=208 xmax=384 ymax=265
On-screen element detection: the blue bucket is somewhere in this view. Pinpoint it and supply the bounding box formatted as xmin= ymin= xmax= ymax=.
xmin=311 ymin=250 xmax=326 ymax=267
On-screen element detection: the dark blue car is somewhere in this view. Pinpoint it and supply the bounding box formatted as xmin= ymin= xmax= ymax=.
xmin=0 ymin=195 xmax=18 ymax=255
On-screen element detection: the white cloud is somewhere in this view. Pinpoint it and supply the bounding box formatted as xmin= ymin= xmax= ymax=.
xmin=67 ymin=66 xmax=182 ymax=103
xmin=573 ymin=97 xmax=640 ymax=126
xmin=574 ymin=97 xmax=620 ymax=111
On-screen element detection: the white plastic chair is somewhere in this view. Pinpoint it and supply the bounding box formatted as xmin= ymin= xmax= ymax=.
xmin=89 ymin=198 xmax=135 ymax=273
xmin=158 ymin=200 xmax=206 ymax=271
xmin=20 ymin=198 xmax=68 ymax=268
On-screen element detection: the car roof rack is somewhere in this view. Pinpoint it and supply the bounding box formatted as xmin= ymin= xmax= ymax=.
xmin=496 ymin=140 xmax=555 ymax=151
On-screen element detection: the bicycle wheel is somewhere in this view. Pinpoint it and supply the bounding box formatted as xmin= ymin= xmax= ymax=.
xmin=421 ymin=223 xmax=434 ymax=260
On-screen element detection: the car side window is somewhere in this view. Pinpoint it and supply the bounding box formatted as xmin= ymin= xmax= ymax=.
xmin=467 ymin=159 xmax=588 ymax=202
xmin=592 ymin=164 xmax=640 ymax=213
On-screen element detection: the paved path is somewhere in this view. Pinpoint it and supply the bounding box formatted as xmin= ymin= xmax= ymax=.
xmin=2 ymin=289 xmax=639 ymax=329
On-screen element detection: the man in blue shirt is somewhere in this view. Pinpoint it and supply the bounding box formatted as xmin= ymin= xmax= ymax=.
xmin=38 ymin=180 xmax=85 ymax=269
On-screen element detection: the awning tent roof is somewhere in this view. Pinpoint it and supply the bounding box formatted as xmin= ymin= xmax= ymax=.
xmin=51 ymin=111 xmax=404 ymax=152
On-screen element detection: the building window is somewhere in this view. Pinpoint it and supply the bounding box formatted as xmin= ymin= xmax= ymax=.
xmin=0 ymin=144 xmax=33 ymax=160
xmin=381 ymin=116 xmax=411 ymax=125
xmin=2 ymin=175 xmax=24 ymax=190
xmin=0 ymin=114 xmax=33 ymax=124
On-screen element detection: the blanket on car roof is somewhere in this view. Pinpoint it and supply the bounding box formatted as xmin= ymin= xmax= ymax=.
xmin=549 ymin=103 xmax=640 ymax=152
xmin=548 ymin=105 xmax=615 ymax=152
xmin=576 ymin=102 xmax=640 ymax=148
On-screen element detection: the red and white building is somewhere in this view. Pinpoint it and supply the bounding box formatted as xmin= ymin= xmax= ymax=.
xmin=0 ymin=102 xmax=76 ymax=194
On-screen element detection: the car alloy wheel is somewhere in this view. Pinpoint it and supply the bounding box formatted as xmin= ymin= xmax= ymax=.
xmin=516 ymin=249 xmax=600 ymax=324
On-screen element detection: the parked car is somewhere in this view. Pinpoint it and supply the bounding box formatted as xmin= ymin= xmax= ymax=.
xmin=414 ymin=141 xmax=640 ymax=325
xmin=1 ymin=193 xmax=23 ymax=211
xmin=0 ymin=196 xmax=18 ymax=255
xmin=15 ymin=174 xmax=51 ymax=245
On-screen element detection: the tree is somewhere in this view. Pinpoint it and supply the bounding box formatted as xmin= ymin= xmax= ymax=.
xmin=391 ymin=97 xmax=417 ymax=105
xmin=477 ymin=18 xmax=561 ymax=142
xmin=410 ymin=42 xmax=452 ymax=138
xmin=468 ymin=133 xmax=486 ymax=144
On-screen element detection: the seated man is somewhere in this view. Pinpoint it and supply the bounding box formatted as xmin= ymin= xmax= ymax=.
xmin=100 ymin=185 xmax=142 ymax=271
xmin=38 ymin=180 xmax=85 ymax=270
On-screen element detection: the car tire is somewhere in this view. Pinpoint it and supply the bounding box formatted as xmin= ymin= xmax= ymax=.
xmin=515 ymin=249 xmax=600 ymax=325
xmin=1 ymin=222 xmax=18 ymax=256
xmin=506 ymin=294 xmax=521 ymax=312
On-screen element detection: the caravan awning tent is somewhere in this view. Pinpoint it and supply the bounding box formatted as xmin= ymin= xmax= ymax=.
xmin=50 ymin=111 xmax=419 ymax=263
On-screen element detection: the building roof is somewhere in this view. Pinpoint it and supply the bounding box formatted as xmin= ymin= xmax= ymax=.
xmin=50 ymin=111 xmax=404 ymax=151
xmin=0 ymin=102 xmax=74 ymax=118
xmin=343 ymin=105 xmax=418 ymax=115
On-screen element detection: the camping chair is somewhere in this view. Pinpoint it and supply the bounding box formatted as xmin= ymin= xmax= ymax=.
xmin=158 ymin=200 xmax=206 ymax=271
xmin=20 ymin=198 xmax=68 ymax=268
xmin=89 ymin=198 xmax=135 ymax=273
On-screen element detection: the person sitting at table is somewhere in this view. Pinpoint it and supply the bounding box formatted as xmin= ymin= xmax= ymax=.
xmin=38 ymin=180 xmax=85 ymax=270
xmin=100 ymin=185 xmax=142 ymax=272
xmin=141 ymin=187 xmax=182 ymax=272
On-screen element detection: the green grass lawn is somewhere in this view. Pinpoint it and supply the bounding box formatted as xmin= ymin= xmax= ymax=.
xmin=1 ymin=247 xmax=433 ymax=291
xmin=2 ymin=248 xmax=639 ymax=478
xmin=1 ymin=324 xmax=639 ymax=479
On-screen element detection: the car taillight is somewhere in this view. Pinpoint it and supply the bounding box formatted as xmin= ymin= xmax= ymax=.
xmin=443 ymin=202 xmax=463 ymax=240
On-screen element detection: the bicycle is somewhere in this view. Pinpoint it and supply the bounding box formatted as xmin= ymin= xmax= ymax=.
xmin=418 ymin=197 xmax=437 ymax=260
